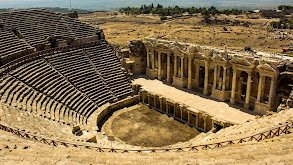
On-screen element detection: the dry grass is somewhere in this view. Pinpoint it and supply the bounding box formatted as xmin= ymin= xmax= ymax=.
xmin=111 ymin=104 xmax=199 ymax=147
xmin=79 ymin=12 xmax=292 ymax=53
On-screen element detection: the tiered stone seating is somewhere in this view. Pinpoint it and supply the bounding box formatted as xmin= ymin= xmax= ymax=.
xmin=11 ymin=59 xmax=99 ymax=118
xmin=44 ymin=49 xmax=116 ymax=106
xmin=0 ymin=28 xmax=34 ymax=65
xmin=0 ymin=9 xmax=98 ymax=50
xmin=64 ymin=16 xmax=97 ymax=41
xmin=0 ymin=39 xmax=133 ymax=130
xmin=0 ymin=75 xmax=83 ymax=127
xmin=0 ymin=17 xmax=133 ymax=138
xmin=85 ymin=44 xmax=132 ymax=99
xmin=0 ymin=103 xmax=76 ymax=140
xmin=0 ymin=59 xmax=102 ymax=127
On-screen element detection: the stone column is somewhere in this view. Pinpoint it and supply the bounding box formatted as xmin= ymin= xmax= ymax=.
xmin=146 ymin=48 xmax=150 ymax=69
xmin=217 ymin=66 xmax=221 ymax=80
xmin=213 ymin=64 xmax=218 ymax=92
xmin=230 ymin=68 xmax=237 ymax=104
xmin=159 ymin=97 xmax=163 ymax=111
xmin=204 ymin=61 xmax=209 ymax=95
xmin=151 ymin=49 xmax=155 ymax=70
xmin=180 ymin=56 xmax=184 ymax=78
xmin=196 ymin=114 xmax=199 ymax=128
xmin=268 ymin=77 xmax=276 ymax=105
xmin=147 ymin=94 xmax=151 ymax=106
xmin=187 ymin=111 xmax=191 ymax=124
xmin=154 ymin=95 xmax=157 ymax=109
xmin=180 ymin=106 xmax=183 ymax=120
xmin=187 ymin=57 xmax=193 ymax=89
xmin=226 ymin=67 xmax=231 ymax=90
xmin=167 ymin=53 xmax=171 ymax=83
xmin=257 ymin=75 xmax=265 ymax=102
xmin=204 ymin=117 xmax=208 ymax=132
xmin=237 ymin=77 xmax=242 ymax=101
xmin=244 ymin=72 xmax=252 ymax=109
xmin=158 ymin=52 xmax=162 ymax=80
xmin=174 ymin=104 xmax=177 ymax=117
xmin=195 ymin=62 xmax=200 ymax=88
xmin=174 ymin=55 xmax=177 ymax=77
xmin=138 ymin=92 xmax=142 ymax=102
xmin=154 ymin=52 xmax=159 ymax=69
xmin=141 ymin=91 xmax=145 ymax=103
xmin=166 ymin=103 xmax=169 ymax=114
xmin=222 ymin=66 xmax=227 ymax=91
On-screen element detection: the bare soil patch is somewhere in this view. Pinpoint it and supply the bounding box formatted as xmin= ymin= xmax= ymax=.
xmin=111 ymin=104 xmax=199 ymax=147
xmin=79 ymin=13 xmax=292 ymax=53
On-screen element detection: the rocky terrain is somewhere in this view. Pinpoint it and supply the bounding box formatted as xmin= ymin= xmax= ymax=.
xmin=80 ymin=12 xmax=292 ymax=55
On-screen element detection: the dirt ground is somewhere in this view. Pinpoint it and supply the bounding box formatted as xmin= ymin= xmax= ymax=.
xmin=111 ymin=104 xmax=199 ymax=147
xmin=79 ymin=12 xmax=292 ymax=53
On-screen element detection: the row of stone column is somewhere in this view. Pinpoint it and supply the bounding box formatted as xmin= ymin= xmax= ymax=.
xmin=212 ymin=65 xmax=230 ymax=92
xmin=139 ymin=90 xmax=222 ymax=132
xmin=173 ymin=55 xmax=186 ymax=78
xmin=230 ymin=70 xmax=252 ymax=109
xmin=146 ymin=48 xmax=277 ymax=112
xmin=146 ymin=48 xmax=155 ymax=69
xmin=229 ymin=69 xmax=277 ymax=110
xmin=257 ymin=75 xmax=276 ymax=105
xmin=147 ymin=50 xmax=211 ymax=95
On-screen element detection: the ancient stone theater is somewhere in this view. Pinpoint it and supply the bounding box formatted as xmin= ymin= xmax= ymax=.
xmin=0 ymin=9 xmax=292 ymax=163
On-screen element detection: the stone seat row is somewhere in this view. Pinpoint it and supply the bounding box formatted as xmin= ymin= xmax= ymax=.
xmin=0 ymin=50 xmax=30 ymax=62
xmin=9 ymin=61 xmax=97 ymax=118
xmin=0 ymin=30 xmax=33 ymax=62
xmin=44 ymin=50 xmax=116 ymax=107
xmin=0 ymin=76 xmax=86 ymax=127
xmin=0 ymin=104 xmax=78 ymax=140
xmin=18 ymin=25 xmax=92 ymax=36
xmin=0 ymin=30 xmax=29 ymax=44
xmin=1 ymin=78 xmax=84 ymax=125
xmin=66 ymin=48 xmax=130 ymax=99
xmin=0 ymin=105 xmax=96 ymax=145
xmin=0 ymin=31 xmax=17 ymax=39
xmin=10 ymin=60 xmax=99 ymax=118
xmin=86 ymin=53 xmax=131 ymax=99
xmin=0 ymin=39 xmax=30 ymax=50
xmin=0 ymin=45 xmax=31 ymax=57
xmin=0 ymin=9 xmax=98 ymax=50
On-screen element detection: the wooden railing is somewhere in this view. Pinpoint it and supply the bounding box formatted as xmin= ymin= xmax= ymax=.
xmin=0 ymin=120 xmax=291 ymax=153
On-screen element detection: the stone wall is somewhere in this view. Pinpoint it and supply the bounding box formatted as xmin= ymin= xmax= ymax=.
xmin=96 ymin=96 xmax=139 ymax=129
xmin=127 ymin=40 xmax=147 ymax=75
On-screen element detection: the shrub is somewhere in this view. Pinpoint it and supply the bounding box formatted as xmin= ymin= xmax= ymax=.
xmin=160 ymin=16 xmax=167 ymax=21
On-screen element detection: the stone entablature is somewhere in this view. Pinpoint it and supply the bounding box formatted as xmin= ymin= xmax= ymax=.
xmin=142 ymin=38 xmax=292 ymax=114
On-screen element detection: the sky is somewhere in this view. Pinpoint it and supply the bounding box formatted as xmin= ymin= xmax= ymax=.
xmin=0 ymin=0 xmax=292 ymax=11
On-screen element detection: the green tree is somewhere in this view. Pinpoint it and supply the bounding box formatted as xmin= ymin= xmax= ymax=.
xmin=157 ymin=4 xmax=163 ymax=9
xmin=278 ymin=5 xmax=293 ymax=10
xmin=160 ymin=16 xmax=167 ymax=21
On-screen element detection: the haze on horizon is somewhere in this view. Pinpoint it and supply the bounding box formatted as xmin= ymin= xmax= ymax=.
xmin=0 ymin=0 xmax=292 ymax=11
